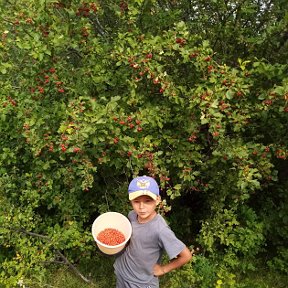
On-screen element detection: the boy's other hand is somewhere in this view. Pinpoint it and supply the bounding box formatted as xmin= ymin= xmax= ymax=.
xmin=153 ymin=264 xmax=166 ymax=277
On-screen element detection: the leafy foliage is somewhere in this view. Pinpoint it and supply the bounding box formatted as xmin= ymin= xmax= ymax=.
xmin=0 ymin=0 xmax=287 ymax=287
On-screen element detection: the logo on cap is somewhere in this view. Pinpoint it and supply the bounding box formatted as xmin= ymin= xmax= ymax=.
xmin=136 ymin=179 xmax=151 ymax=189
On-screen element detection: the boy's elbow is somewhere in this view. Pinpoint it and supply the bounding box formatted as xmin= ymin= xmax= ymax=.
xmin=182 ymin=247 xmax=193 ymax=263
xmin=187 ymin=249 xmax=193 ymax=262
xmin=188 ymin=251 xmax=193 ymax=261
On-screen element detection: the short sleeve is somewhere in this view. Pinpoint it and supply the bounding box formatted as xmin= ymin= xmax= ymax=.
xmin=159 ymin=225 xmax=186 ymax=260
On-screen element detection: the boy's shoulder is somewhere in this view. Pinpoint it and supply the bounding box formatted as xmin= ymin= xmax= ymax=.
xmin=128 ymin=210 xmax=136 ymax=220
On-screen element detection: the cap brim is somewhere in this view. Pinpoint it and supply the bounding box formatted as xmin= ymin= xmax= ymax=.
xmin=129 ymin=190 xmax=158 ymax=201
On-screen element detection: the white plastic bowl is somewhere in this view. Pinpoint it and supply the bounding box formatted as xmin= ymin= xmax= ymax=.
xmin=92 ymin=212 xmax=132 ymax=255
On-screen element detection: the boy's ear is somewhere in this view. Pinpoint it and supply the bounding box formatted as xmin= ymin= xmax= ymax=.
xmin=156 ymin=196 xmax=161 ymax=205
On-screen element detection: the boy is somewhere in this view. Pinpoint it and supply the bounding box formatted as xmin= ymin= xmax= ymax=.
xmin=114 ymin=175 xmax=192 ymax=288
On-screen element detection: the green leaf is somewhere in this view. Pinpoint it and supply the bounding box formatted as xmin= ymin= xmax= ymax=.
xmin=226 ymin=90 xmax=234 ymax=99
xmin=174 ymin=184 xmax=182 ymax=190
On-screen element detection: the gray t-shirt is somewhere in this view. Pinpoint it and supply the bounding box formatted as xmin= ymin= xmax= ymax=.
xmin=114 ymin=211 xmax=185 ymax=285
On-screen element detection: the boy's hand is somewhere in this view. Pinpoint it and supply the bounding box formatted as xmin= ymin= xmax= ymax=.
xmin=153 ymin=264 xmax=166 ymax=277
xmin=153 ymin=247 xmax=192 ymax=277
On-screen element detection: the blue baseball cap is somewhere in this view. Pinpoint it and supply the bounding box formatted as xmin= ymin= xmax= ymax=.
xmin=128 ymin=175 xmax=160 ymax=200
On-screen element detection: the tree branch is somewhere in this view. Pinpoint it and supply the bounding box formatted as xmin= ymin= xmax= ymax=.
xmin=55 ymin=250 xmax=93 ymax=284
xmin=89 ymin=15 xmax=106 ymax=38
xmin=0 ymin=226 xmax=95 ymax=285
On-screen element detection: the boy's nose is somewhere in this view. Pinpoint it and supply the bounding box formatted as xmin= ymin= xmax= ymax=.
xmin=139 ymin=201 xmax=144 ymax=208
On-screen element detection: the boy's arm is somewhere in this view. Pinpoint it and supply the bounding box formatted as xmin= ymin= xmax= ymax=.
xmin=153 ymin=246 xmax=192 ymax=277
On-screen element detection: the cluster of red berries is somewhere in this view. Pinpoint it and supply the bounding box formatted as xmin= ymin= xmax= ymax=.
xmin=97 ymin=228 xmax=125 ymax=246
xmin=39 ymin=24 xmax=50 ymax=37
xmin=119 ymin=1 xmax=128 ymax=12
xmin=188 ymin=134 xmax=197 ymax=143
xmin=219 ymin=100 xmax=229 ymax=111
xmin=275 ymin=149 xmax=287 ymax=160
xmin=207 ymin=65 xmax=214 ymax=73
xmin=76 ymin=3 xmax=97 ymax=17
xmin=30 ymin=67 xmax=65 ymax=96
xmin=25 ymin=18 xmax=33 ymax=24
xmin=57 ymin=129 xmax=81 ymax=154
xmin=113 ymin=116 xmax=142 ymax=132
xmin=175 ymin=37 xmax=186 ymax=46
xmin=263 ymin=99 xmax=273 ymax=106
xmin=160 ymin=175 xmax=170 ymax=182
xmin=3 ymin=96 xmax=17 ymax=107
xmin=189 ymin=52 xmax=199 ymax=59
xmin=60 ymin=143 xmax=67 ymax=152
xmin=128 ymin=55 xmax=169 ymax=94
xmin=111 ymin=116 xmax=143 ymax=148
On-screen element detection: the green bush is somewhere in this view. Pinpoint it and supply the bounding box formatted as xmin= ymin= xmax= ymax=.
xmin=1 ymin=1 xmax=287 ymax=287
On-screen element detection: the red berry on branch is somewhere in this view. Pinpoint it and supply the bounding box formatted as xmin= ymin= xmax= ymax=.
xmin=176 ymin=38 xmax=185 ymax=44
xmin=38 ymin=86 xmax=44 ymax=94
xmin=263 ymin=99 xmax=273 ymax=106
xmin=25 ymin=18 xmax=33 ymax=24
xmin=153 ymin=78 xmax=160 ymax=84
xmin=73 ymin=147 xmax=81 ymax=153
xmin=61 ymin=144 xmax=67 ymax=152
xmin=189 ymin=53 xmax=198 ymax=58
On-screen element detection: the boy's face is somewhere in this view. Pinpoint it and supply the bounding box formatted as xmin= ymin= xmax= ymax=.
xmin=131 ymin=195 xmax=160 ymax=223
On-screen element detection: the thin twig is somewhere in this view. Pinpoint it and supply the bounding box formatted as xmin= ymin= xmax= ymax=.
xmin=55 ymin=250 xmax=92 ymax=284
xmin=0 ymin=226 xmax=95 ymax=285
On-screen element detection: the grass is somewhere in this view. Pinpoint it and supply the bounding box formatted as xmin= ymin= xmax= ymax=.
xmin=27 ymin=258 xmax=288 ymax=288
xmin=28 ymin=255 xmax=116 ymax=288
xmin=235 ymin=268 xmax=288 ymax=288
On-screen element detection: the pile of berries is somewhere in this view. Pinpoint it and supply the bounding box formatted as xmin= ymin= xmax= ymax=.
xmin=97 ymin=228 xmax=125 ymax=246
